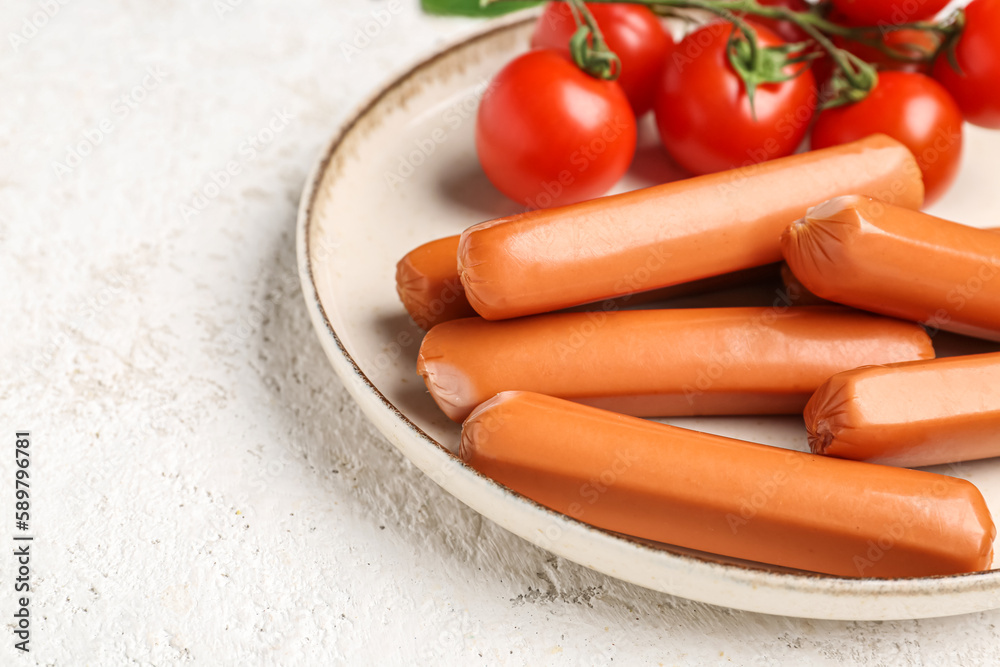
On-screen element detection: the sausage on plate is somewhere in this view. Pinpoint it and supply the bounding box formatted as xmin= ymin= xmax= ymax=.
xmin=782 ymin=195 xmax=1000 ymax=341
xmin=418 ymin=306 xmax=934 ymax=422
xmin=459 ymin=134 xmax=923 ymax=320
xmin=396 ymin=234 xmax=781 ymax=330
xmin=461 ymin=391 xmax=995 ymax=578
xmin=806 ymin=352 xmax=1000 ymax=467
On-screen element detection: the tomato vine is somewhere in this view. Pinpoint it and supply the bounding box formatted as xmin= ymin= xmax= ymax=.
xmin=483 ymin=0 xmax=967 ymax=109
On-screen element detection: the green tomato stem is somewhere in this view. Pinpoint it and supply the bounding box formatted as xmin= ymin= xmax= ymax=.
xmin=564 ymin=0 xmax=623 ymax=79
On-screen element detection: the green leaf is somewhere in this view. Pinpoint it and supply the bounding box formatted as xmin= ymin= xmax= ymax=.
xmin=421 ymin=0 xmax=543 ymax=18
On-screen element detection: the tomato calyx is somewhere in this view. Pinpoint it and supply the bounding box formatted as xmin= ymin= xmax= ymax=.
xmin=822 ymin=52 xmax=879 ymax=108
xmin=726 ymin=27 xmax=818 ymax=118
xmin=565 ymin=1 xmax=622 ymax=81
xmin=484 ymin=0 xmax=624 ymax=80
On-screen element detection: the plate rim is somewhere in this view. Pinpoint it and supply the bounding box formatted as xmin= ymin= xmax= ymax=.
xmin=296 ymin=11 xmax=1000 ymax=620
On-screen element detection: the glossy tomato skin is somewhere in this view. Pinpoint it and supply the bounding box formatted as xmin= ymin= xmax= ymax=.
xmin=476 ymin=49 xmax=637 ymax=209
xmin=830 ymin=0 xmax=949 ymax=25
xmin=531 ymin=2 xmax=674 ymax=116
xmin=654 ymin=22 xmax=818 ymax=176
xmin=932 ymin=0 xmax=1000 ymax=128
xmin=811 ymin=71 xmax=963 ymax=205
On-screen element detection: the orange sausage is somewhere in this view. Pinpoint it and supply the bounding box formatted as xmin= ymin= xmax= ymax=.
xmin=779 ymin=226 xmax=1000 ymax=311
xmin=459 ymin=134 xmax=923 ymax=320
xmin=462 ymin=391 xmax=995 ymax=578
xmin=396 ymin=236 xmax=477 ymax=330
xmin=782 ymin=195 xmax=1000 ymax=342
xmin=806 ymin=352 xmax=1000 ymax=467
xmin=397 ymin=235 xmax=781 ymax=330
xmin=418 ymin=306 xmax=933 ymax=422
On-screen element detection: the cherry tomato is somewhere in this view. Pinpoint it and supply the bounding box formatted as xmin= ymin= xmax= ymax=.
xmin=476 ymin=49 xmax=637 ymax=209
xmin=531 ymin=2 xmax=674 ymax=116
xmin=654 ymin=22 xmax=818 ymax=176
xmin=830 ymin=0 xmax=950 ymax=25
xmin=932 ymin=0 xmax=1000 ymax=128
xmin=740 ymin=0 xmax=812 ymax=44
xmin=811 ymin=71 xmax=963 ymax=205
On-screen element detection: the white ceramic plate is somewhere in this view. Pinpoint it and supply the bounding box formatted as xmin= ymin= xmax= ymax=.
xmin=297 ymin=11 xmax=1000 ymax=620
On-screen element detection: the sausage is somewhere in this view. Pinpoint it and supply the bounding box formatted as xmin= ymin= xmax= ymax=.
xmin=779 ymin=226 xmax=1000 ymax=312
xmin=461 ymin=391 xmax=995 ymax=578
xmin=397 ymin=235 xmax=781 ymax=330
xmin=418 ymin=306 xmax=934 ymax=422
xmin=806 ymin=352 xmax=1000 ymax=467
xmin=396 ymin=236 xmax=478 ymax=330
xmin=459 ymin=134 xmax=923 ymax=320
xmin=782 ymin=195 xmax=1000 ymax=341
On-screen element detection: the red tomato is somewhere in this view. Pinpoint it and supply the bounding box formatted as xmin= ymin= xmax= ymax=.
xmin=476 ymin=49 xmax=637 ymax=209
xmin=811 ymin=71 xmax=963 ymax=205
xmin=830 ymin=0 xmax=950 ymax=25
xmin=531 ymin=2 xmax=674 ymax=116
xmin=654 ymin=22 xmax=818 ymax=176
xmin=932 ymin=0 xmax=1000 ymax=128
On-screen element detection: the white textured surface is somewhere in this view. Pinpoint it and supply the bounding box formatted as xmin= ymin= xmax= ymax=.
xmin=2 ymin=0 xmax=1000 ymax=664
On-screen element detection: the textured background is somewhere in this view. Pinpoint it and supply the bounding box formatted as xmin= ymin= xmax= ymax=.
xmin=2 ymin=0 xmax=999 ymax=664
